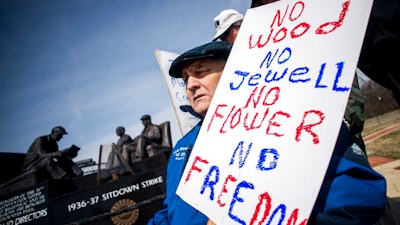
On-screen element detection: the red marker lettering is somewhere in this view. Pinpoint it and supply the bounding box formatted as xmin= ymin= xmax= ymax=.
xmin=217 ymin=175 xmax=238 ymax=207
xmin=208 ymin=104 xmax=228 ymax=132
xmin=315 ymin=1 xmax=350 ymax=35
xmin=286 ymin=208 xmax=308 ymax=225
xmin=249 ymin=192 xmax=272 ymax=225
xmin=295 ymin=110 xmax=325 ymax=144
xmin=266 ymin=111 xmax=291 ymax=137
xmin=184 ymin=156 xmax=209 ymax=183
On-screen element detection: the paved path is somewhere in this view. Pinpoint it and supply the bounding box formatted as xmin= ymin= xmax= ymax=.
xmin=364 ymin=121 xmax=400 ymax=198
xmin=372 ymin=159 xmax=400 ymax=198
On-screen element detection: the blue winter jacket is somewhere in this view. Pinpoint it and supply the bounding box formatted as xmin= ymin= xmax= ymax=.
xmin=148 ymin=122 xmax=387 ymax=225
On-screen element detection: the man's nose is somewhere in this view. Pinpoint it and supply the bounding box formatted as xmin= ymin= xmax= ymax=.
xmin=186 ymin=76 xmax=200 ymax=90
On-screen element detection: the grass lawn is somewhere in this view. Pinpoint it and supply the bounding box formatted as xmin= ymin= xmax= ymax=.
xmin=363 ymin=116 xmax=400 ymax=159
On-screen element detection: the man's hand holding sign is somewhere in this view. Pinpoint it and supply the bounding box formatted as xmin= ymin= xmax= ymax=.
xmin=175 ymin=0 xmax=381 ymax=224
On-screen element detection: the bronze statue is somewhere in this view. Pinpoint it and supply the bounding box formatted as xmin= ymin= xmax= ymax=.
xmin=22 ymin=126 xmax=82 ymax=180
xmin=106 ymin=126 xmax=134 ymax=179
xmin=115 ymin=126 xmax=134 ymax=151
xmin=135 ymin=115 xmax=162 ymax=161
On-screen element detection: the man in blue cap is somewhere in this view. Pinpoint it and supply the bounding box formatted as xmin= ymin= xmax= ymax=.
xmin=147 ymin=41 xmax=386 ymax=225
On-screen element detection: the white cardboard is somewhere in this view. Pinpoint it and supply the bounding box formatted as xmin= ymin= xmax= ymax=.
xmin=155 ymin=50 xmax=201 ymax=135
xmin=176 ymin=0 xmax=373 ymax=224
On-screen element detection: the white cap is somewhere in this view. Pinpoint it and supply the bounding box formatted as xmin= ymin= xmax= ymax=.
xmin=213 ymin=9 xmax=244 ymax=41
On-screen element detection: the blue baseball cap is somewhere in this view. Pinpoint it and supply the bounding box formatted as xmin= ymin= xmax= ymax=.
xmin=169 ymin=41 xmax=233 ymax=78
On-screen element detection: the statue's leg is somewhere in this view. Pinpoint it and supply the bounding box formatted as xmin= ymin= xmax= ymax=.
xmin=46 ymin=157 xmax=67 ymax=179
xmin=135 ymin=136 xmax=149 ymax=160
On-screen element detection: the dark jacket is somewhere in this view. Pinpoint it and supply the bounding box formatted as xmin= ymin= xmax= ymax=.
xmin=22 ymin=135 xmax=59 ymax=172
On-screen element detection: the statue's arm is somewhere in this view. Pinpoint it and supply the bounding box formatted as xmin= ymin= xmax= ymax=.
xmin=147 ymin=125 xmax=162 ymax=142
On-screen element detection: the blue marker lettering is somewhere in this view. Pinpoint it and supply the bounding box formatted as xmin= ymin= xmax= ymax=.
xmin=332 ymin=62 xmax=350 ymax=92
xmin=266 ymin=204 xmax=286 ymax=225
xmin=230 ymin=70 xmax=249 ymax=90
xmin=229 ymin=141 xmax=252 ymax=169
xmin=315 ymin=63 xmax=328 ymax=88
xmin=200 ymin=165 xmax=220 ymax=200
xmin=257 ymin=148 xmax=280 ymax=171
xmin=289 ymin=67 xmax=310 ymax=83
xmin=229 ymin=181 xmax=254 ymax=225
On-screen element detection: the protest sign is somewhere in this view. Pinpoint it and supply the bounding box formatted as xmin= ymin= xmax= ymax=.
xmin=176 ymin=0 xmax=373 ymax=224
xmin=155 ymin=50 xmax=201 ymax=135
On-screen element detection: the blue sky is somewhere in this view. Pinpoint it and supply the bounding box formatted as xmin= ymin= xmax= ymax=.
xmin=0 ymin=0 xmax=250 ymax=161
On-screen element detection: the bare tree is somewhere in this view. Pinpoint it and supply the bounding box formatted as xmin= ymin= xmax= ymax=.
xmin=362 ymin=79 xmax=399 ymax=118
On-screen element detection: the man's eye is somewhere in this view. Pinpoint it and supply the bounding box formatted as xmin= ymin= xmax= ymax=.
xmin=181 ymin=73 xmax=188 ymax=82
xmin=195 ymin=69 xmax=209 ymax=76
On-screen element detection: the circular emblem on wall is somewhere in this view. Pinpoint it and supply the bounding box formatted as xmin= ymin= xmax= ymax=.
xmin=110 ymin=198 xmax=140 ymax=225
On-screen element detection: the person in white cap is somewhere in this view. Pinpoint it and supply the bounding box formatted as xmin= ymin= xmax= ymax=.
xmin=213 ymin=9 xmax=244 ymax=43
